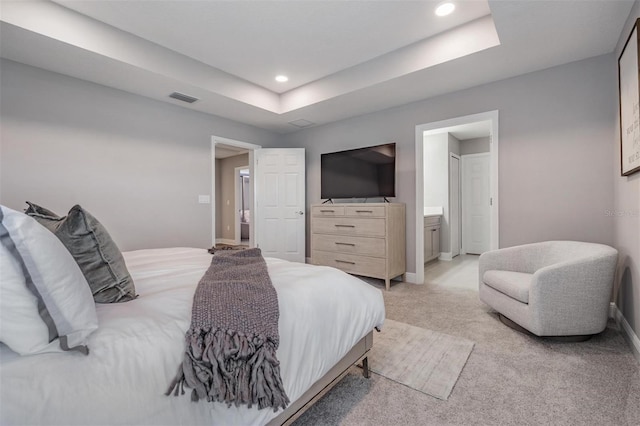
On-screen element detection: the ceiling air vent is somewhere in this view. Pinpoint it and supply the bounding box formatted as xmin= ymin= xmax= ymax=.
xmin=288 ymin=119 xmax=315 ymax=128
xmin=169 ymin=92 xmax=199 ymax=104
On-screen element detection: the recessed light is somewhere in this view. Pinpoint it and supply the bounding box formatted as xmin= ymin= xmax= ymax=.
xmin=435 ymin=1 xmax=455 ymax=17
xmin=275 ymin=75 xmax=289 ymax=83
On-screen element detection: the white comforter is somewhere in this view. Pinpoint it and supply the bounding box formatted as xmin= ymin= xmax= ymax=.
xmin=0 ymin=248 xmax=385 ymax=426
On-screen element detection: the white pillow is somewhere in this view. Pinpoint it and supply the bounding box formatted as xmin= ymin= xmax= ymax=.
xmin=0 ymin=205 xmax=98 ymax=355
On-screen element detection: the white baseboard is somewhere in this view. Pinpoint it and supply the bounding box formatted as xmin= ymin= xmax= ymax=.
xmin=215 ymin=238 xmax=236 ymax=246
xmin=438 ymin=252 xmax=453 ymax=261
xmin=609 ymin=302 xmax=616 ymax=319
xmin=404 ymin=272 xmax=417 ymax=284
xmin=610 ymin=302 xmax=640 ymax=364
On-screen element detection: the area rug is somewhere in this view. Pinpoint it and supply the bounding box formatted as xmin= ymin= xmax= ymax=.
xmin=369 ymin=319 xmax=475 ymax=400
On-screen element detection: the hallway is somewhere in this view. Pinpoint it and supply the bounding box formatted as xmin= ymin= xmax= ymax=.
xmin=424 ymin=254 xmax=480 ymax=291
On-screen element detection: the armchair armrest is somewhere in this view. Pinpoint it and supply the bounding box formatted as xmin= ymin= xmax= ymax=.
xmin=528 ymin=254 xmax=617 ymax=334
xmin=530 ymin=255 xmax=617 ymax=307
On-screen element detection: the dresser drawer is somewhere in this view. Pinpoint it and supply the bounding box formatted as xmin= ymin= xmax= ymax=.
xmin=312 ymin=251 xmax=385 ymax=277
xmin=424 ymin=215 xmax=441 ymax=226
xmin=311 ymin=205 xmax=345 ymax=217
xmin=312 ymin=217 xmax=386 ymax=237
xmin=345 ymin=206 xmax=386 ymax=218
xmin=312 ymin=234 xmax=386 ymax=257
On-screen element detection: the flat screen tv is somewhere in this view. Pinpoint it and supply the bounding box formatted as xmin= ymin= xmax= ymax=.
xmin=321 ymin=143 xmax=396 ymax=200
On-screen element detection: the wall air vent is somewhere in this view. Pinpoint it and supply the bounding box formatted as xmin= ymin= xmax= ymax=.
xmin=169 ymin=92 xmax=199 ymax=103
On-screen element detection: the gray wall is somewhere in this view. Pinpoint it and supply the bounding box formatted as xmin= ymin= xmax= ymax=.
xmin=0 ymin=59 xmax=280 ymax=251
xmin=614 ymin=3 xmax=640 ymax=345
xmin=283 ymin=53 xmax=616 ymax=277
xmin=460 ymin=137 xmax=491 ymax=155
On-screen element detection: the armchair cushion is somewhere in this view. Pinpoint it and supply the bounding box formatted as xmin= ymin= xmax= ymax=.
xmin=483 ymin=270 xmax=532 ymax=304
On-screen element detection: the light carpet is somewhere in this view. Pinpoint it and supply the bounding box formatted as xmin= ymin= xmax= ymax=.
xmin=369 ymin=319 xmax=474 ymax=400
xmin=294 ymin=277 xmax=639 ymax=426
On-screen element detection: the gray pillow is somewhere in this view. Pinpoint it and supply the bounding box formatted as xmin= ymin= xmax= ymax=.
xmin=25 ymin=202 xmax=137 ymax=303
xmin=24 ymin=202 xmax=59 ymax=218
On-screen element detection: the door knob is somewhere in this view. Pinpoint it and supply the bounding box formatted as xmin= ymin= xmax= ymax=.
xmin=296 ymin=211 xmax=304 ymax=216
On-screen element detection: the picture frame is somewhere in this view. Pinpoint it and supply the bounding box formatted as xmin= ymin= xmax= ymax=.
xmin=618 ymin=18 xmax=640 ymax=176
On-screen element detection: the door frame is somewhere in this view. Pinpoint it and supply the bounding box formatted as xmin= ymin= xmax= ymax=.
xmin=415 ymin=110 xmax=499 ymax=285
xmin=234 ymin=165 xmax=250 ymax=245
xmin=449 ymin=153 xmax=461 ymax=259
xmin=211 ymin=136 xmax=261 ymax=248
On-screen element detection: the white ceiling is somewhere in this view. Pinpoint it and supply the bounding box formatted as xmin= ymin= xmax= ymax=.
xmin=54 ymin=0 xmax=492 ymax=93
xmin=0 ymin=0 xmax=635 ymax=134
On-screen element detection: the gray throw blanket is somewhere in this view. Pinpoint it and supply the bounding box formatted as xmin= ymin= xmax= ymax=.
xmin=166 ymin=248 xmax=289 ymax=412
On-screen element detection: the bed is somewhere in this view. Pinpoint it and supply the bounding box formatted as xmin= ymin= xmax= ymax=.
xmin=0 ymin=247 xmax=386 ymax=425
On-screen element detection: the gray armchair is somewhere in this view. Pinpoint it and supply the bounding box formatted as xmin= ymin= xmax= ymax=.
xmin=479 ymin=241 xmax=618 ymax=338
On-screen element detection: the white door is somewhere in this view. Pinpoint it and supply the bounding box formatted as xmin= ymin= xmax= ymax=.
xmin=450 ymin=154 xmax=461 ymax=258
xmin=462 ymin=153 xmax=490 ymax=255
xmin=255 ymin=148 xmax=306 ymax=263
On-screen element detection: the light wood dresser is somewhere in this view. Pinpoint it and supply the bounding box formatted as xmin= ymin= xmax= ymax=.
xmin=310 ymin=203 xmax=405 ymax=291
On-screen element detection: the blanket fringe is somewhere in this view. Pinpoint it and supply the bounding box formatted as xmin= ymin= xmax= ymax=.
xmin=166 ymin=327 xmax=289 ymax=412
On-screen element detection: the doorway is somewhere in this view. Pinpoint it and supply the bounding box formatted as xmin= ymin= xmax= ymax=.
xmin=211 ymin=136 xmax=261 ymax=248
xmin=212 ymin=139 xmax=307 ymax=263
xmin=415 ymin=110 xmax=499 ymax=285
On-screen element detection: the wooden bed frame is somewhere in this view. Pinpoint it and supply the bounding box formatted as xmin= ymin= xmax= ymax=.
xmin=267 ymin=330 xmax=374 ymax=426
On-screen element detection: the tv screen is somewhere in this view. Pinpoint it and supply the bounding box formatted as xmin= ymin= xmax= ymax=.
xmin=321 ymin=143 xmax=396 ymax=199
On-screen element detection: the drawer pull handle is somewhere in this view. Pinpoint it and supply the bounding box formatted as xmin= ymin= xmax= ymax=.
xmin=335 ymin=260 xmax=356 ymax=265
xmin=335 ymin=242 xmax=356 ymax=246
xmin=320 ymin=209 xmax=335 ymax=213
xmin=355 ymin=210 xmax=373 ymax=213
xmin=334 ymin=224 xmax=355 ymax=228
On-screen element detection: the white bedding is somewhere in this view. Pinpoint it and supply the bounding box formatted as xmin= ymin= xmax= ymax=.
xmin=0 ymin=247 xmax=385 ymax=426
